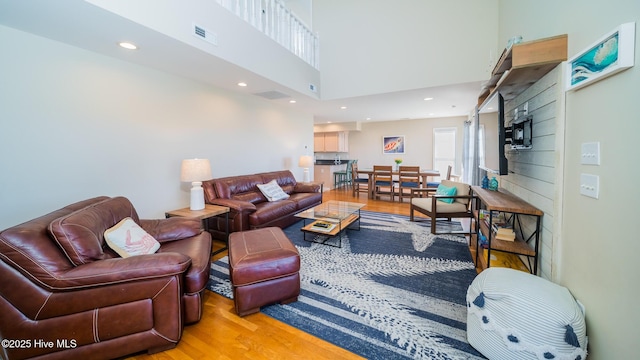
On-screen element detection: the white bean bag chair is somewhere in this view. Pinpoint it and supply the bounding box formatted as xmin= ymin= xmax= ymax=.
xmin=466 ymin=268 xmax=587 ymax=360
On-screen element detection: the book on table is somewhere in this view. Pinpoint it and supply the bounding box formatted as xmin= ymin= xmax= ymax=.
xmin=495 ymin=227 xmax=516 ymax=241
xmin=311 ymin=220 xmax=336 ymax=232
xmin=480 ymin=209 xmax=514 ymax=240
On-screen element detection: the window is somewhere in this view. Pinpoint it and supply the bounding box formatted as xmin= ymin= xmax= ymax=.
xmin=433 ymin=128 xmax=456 ymax=178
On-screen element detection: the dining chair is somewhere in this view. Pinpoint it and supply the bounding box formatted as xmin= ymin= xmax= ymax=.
xmin=372 ymin=165 xmax=395 ymax=201
xmin=351 ymin=162 xmax=369 ymax=197
xmin=397 ymin=165 xmax=421 ymax=203
xmin=426 ymin=165 xmax=452 ymax=188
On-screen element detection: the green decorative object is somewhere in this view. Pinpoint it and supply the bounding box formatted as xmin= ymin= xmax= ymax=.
xmin=394 ymin=158 xmax=402 ymax=171
xmin=489 ymin=177 xmax=499 ymax=191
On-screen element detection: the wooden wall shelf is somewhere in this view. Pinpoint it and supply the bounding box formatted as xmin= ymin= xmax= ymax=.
xmin=478 ymin=34 xmax=568 ymax=107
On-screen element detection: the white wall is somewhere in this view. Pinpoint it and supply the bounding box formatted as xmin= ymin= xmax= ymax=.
xmin=0 ymin=25 xmax=314 ymax=229
xmin=283 ymin=0 xmax=313 ymax=28
xmin=499 ymin=1 xmax=640 ymax=358
xmin=313 ymin=0 xmax=499 ymax=99
xmin=347 ymin=117 xmax=467 ymax=175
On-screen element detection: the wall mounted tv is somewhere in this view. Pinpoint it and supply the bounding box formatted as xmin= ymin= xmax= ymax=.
xmin=496 ymin=94 xmax=509 ymax=175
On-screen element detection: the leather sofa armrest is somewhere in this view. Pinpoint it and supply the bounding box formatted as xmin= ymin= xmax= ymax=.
xmin=51 ymin=252 xmax=192 ymax=290
xmin=140 ymin=218 xmax=203 ymax=243
xmin=209 ymin=198 xmax=257 ymax=213
xmin=294 ymin=182 xmax=321 ymax=193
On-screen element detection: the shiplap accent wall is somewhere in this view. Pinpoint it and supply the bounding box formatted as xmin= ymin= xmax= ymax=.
xmin=499 ymin=66 xmax=563 ymax=280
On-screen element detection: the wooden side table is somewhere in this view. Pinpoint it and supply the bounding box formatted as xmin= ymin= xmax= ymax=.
xmin=165 ymin=204 xmax=230 ymax=255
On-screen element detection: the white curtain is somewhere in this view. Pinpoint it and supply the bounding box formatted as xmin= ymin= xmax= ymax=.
xmin=462 ymin=107 xmax=480 ymax=185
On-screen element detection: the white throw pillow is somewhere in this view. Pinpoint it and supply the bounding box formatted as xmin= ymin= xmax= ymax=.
xmin=104 ymin=217 xmax=161 ymax=258
xmin=257 ymin=179 xmax=290 ymax=202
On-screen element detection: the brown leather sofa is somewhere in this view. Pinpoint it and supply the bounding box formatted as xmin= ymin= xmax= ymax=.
xmin=0 ymin=196 xmax=212 ymax=360
xmin=202 ymin=170 xmax=322 ymax=240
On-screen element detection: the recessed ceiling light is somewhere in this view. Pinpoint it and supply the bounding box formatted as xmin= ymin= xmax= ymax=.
xmin=237 ymin=82 xmax=248 ymax=87
xmin=289 ymin=100 xmax=297 ymax=104
xmin=366 ymin=117 xmax=371 ymax=120
xmin=118 ymin=42 xmax=137 ymax=50
xmin=340 ymin=106 xmax=347 ymax=110
xmin=424 ymin=97 xmax=434 ymax=101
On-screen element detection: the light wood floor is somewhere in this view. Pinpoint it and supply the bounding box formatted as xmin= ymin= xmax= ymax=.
xmin=127 ymin=186 xmax=466 ymax=360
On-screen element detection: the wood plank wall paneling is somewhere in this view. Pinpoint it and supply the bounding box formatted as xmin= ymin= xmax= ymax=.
xmin=501 ymin=66 xmax=563 ymax=280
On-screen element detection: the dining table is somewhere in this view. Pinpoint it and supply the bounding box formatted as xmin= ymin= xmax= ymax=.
xmin=356 ymin=168 xmax=440 ymax=199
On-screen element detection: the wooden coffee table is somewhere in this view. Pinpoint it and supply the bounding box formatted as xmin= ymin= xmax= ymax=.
xmin=295 ymin=200 xmax=365 ymax=247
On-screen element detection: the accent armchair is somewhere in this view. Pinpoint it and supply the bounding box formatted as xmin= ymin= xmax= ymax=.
xmin=409 ymin=179 xmax=475 ymax=235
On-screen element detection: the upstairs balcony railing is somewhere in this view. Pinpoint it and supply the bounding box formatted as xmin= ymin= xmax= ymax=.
xmin=216 ymin=0 xmax=320 ymax=70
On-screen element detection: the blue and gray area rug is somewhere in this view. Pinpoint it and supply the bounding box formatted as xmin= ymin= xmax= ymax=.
xmin=208 ymin=211 xmax=484 ymax=359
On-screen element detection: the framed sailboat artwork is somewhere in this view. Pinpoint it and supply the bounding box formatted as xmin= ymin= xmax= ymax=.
xmin=382 ymin=135 xmax=405 ymax=154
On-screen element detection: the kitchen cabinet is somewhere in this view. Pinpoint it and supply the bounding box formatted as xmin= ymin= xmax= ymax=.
xmin=314 ymin=132 xmax=348 ymax=152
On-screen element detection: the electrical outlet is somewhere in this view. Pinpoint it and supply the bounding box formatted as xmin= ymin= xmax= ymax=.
xmin=523 ymin=102 xmax=528 ymax=116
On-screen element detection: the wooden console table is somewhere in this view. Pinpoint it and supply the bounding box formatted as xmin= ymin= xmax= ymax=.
xmin=472 ymin=186 xmax=543 ymax=275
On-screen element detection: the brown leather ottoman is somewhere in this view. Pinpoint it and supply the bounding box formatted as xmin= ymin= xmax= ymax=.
xmin=228 ymin=227 xmax=300 ymax=316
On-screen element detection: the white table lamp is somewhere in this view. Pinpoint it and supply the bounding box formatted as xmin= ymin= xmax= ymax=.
xmin=298 ymin=155 xmax=313 ymax=183
xmin=180 ymin=158 xmax=212 ymax=210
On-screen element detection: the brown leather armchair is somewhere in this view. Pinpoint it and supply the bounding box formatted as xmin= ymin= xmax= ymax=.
xmin=0 ymin=196 xmax=212 ymax=360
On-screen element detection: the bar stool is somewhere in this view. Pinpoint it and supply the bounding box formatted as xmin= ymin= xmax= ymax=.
xmin=333 ymin=160 xmax=355 ymax=188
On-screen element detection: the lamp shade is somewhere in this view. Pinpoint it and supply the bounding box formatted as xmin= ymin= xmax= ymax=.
xmin=298 ymin=155 xmax=313 ymax=168
xmin=180 ymin=158 xmax=212 ymax=182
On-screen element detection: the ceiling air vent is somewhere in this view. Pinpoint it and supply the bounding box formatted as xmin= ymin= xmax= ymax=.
xmin=193 ymin=23 xmax=218 ymax=46
xmin=253 ymin=91 xmax=291 ymax=100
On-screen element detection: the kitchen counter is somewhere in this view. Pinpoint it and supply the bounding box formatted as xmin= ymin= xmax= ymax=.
xmin=313 ymin=162 xmax=348 ymax=191
xmin=314 ymin=159 xmax=352 ymax=165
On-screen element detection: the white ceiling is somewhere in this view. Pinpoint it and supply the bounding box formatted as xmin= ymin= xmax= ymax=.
xmin=0 ymin=0 xmax=484 ymax=124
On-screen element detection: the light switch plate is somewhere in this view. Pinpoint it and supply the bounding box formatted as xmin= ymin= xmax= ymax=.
xmin=580 ymin=173 xmax=599 ymax=199
xmin=581 ymin=142 xmax=600 ymax=165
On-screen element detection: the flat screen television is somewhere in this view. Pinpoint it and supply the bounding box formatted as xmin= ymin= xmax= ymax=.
xmin=497 ymin=94 xmax=508 ymax=175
